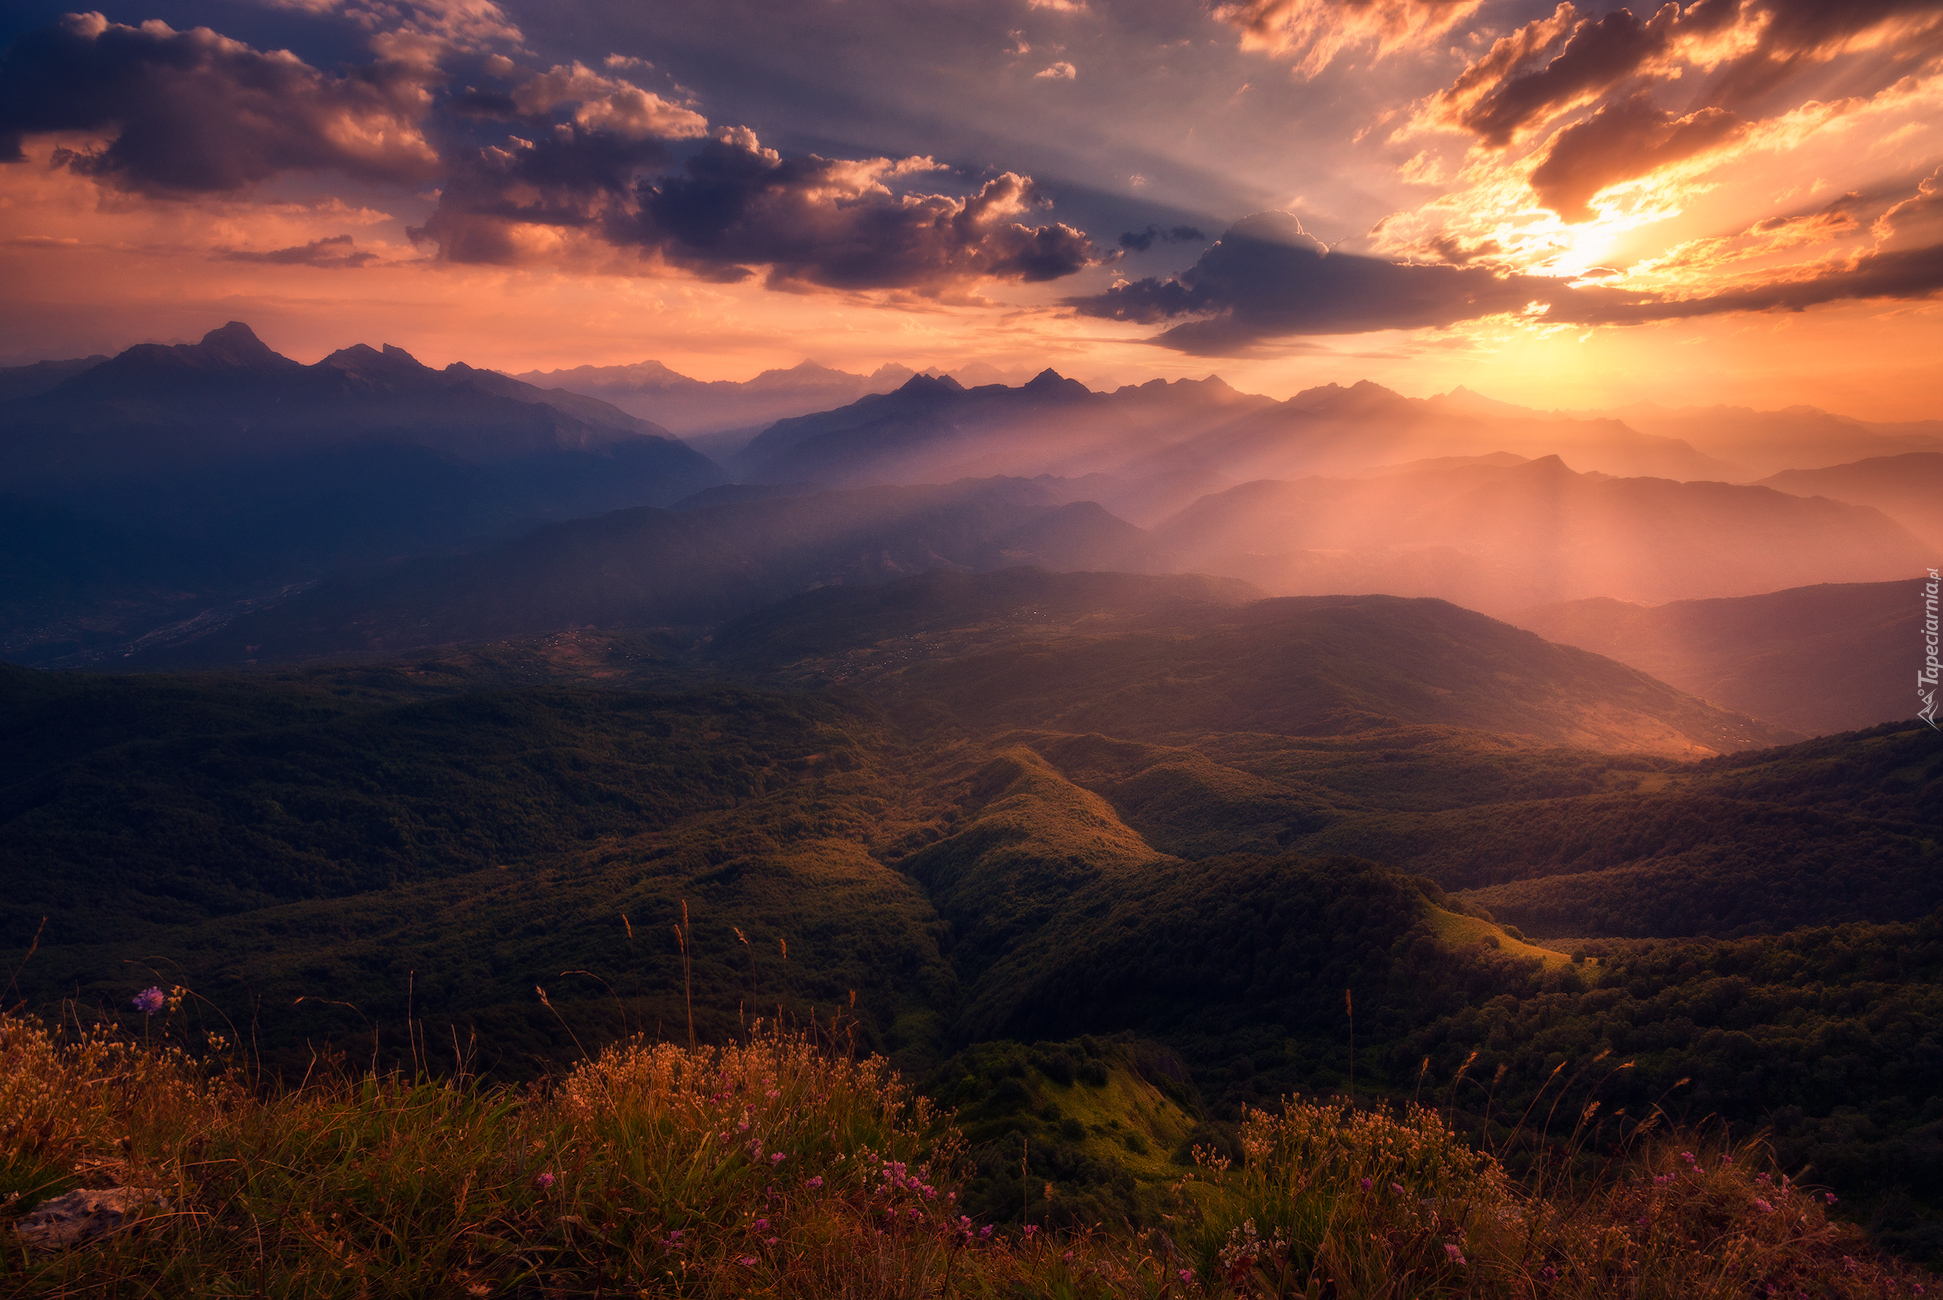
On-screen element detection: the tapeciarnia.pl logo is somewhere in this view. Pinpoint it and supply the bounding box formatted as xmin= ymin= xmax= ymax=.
xmin=1923 ymin=568 xmax=1941 ymax=729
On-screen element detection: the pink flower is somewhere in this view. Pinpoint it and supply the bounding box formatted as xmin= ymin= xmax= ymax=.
xmin=132 ymin=987 xmax=165 ymax=1015
xmin=1443 ymin=1244 xmax=1466 ymax=1265
xmin=1754 ymin=1199 xmax=1774 ymax=1214
xmin=738 ymin=1256 xmax=757 ymax=1268
xmin=1023 ymin=1225 xmax=1037 ymax=1237
xmin=754 ymin=1219 xmax=769 ymax=1231
xmin=805 ymin=1176 xmax=824 ymax=1190
xmin=1390 ymin=1183 xmax=1406 ymax=1196
xmin=1824 ymin=1192 xmax=1838 ymax=1205
xmin=535 ymin=1172 xmax=555 ymax=1190
xmin=1359 ymin=1178 xmax=1371 ymax=1189
xmin=1177 ymin=1268 xmax=1193 ymax=1283
xmin=980 ymin=1225 xmax=993 ymax=1238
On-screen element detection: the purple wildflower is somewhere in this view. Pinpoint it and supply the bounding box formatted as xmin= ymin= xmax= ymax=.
xmin=535 ymin=1172 xmax=555 ymax=1190
xmin=805 ymin=1176 xmax=824 ymax=1190
xmin=132 ymin=986 xmax=165 ymax=1015
xmin=771 ymin=1152 xmax=786 ymax=1164
xmin=1825 ymin=1192 xmax=1839 ymax=1205
xmin=738 ymin=1256 xmax=757 ymax=1268
xmin=1023 ymin=1224 xmax=1037 ymax=1237
xmin=1390 ymin=1182 xmax=1406 ymax=1196
xmin=1444 ymin=1244 xmax=1466 ymax=1265
xmin=754 ymin=1219 xmax=769 ymax=1231
xmin=980 ymin=1225 xmax=993 ymax=1238
xmin=1359 ymin=1177 xmax=1371 ymax=1189
xmin=1754 ymin=1199 xmax=1774 ymax=1214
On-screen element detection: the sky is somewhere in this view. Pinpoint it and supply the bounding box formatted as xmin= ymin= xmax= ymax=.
xmin=1 ymin=0 xmax=1940 ymax=416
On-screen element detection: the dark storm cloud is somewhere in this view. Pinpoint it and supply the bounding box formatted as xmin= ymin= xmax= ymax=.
xmin=1068 ymin=210 xmax=1943 ymax=352
xmin=1558 ymin=241 xmax=1943 ymax=325
xmin=1436 ymin=0 xmax=1943 ymax=219
xmin=1454 ymin=3 xmax=1714 ymax=147
xmin=417 ymin=130 xmax=1101 ymax=289
xmin=220 ymin=235 xmax=377 ymax=267
xmin=1118 ymin=224 xmax=1207 ymax=252
xmin=0 ymin=12 xmax=438 ymax=193
xmin=1068 ymin=211 xmax=1550 ymax=352
xmin=1529 ymin=93 xmax=1749 ymax=222
xmin=1452 ymin=0 xmax=1943 ymax=148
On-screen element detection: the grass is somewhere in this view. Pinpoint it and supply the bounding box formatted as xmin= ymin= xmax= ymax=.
xmin=1 ymin=1009 xmax=1932 ymax=1298
xmin=1422 ymin=907 xmax=1571 ymax=970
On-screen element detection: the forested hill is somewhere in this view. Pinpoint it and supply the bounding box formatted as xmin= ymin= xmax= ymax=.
xmin=3 ymin=569 xmax=1940 ymax=1255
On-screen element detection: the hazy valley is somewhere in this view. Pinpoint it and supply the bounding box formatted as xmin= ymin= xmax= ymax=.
xmin=3 ymin=323 xmax=1941 ymax=1282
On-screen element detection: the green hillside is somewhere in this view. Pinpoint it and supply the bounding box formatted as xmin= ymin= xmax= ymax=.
xmin=4 ymin=569 xmax=1942 ymax=1258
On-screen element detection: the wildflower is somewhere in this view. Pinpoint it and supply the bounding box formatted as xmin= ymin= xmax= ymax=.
xmin=1540 ymin=1266 xmax=1557 ymax=1281
xmin=754 ymin=1219 xmax=769 ymax=1231
xmin=1443 ymin=1243 xmax=1466 ymax=1265
xmin=738 ymin=1256 xmax=757 ymax=1268
xmin=805 ymin=1176 xmax=824 ymax=1190
xmin=981 ymin=1225 xmax=993 ymax=1238
xmin=1637 ymin=1216 xmax=1650 ymax=1227
xmin=1824 ymin=1192 xmax=1839 ymax=1205
xmin=1754 ymin=1199 xmax=1774 ymax=1214
xmin=1390 ymin=1182 xmax=1406 ymax=1196
xmin=1024 ymin=1225 xmax=1038 ymax=1237
xmin=1063 ymin=1250 xmax=1074 ymax=1262
xmin=771 ymin=1152 xmax=786 ymax=1164
xmin=1359 ymin=1177 xmax=1371 ymax=1189
xmin=1178 ymin=1268 xmax=1193 ymax=1283
xmin=535 ymin=1172 xmax=555 ymax=1190
xmin=132 ymin=987 xmax=165 ymax=1015
xmin=1680 ymin=1151 xmax=1697 ymax=1164
xmin=765 ymin=1237 xmax=778 ymax=1247
xmin=1720 ymin=1153 xmax=1734 ymax=1164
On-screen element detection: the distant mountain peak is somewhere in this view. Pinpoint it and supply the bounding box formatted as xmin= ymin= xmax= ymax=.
xmin=1026 ymin=367 xmax=1067 ymax=387
xmin=197 ymin=321 xmax=276 ymax=362
xmin=897 ymin=372 xmax=965 ymax=395
xmin=320 ymin=341 xmax=432 ymax=381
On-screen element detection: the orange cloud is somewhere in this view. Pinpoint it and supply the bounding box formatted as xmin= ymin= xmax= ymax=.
xmin=1530 ymin=94 xmax=1751 ymax=222
xmin=1214 ymin=0 xmax=1484 ymax=77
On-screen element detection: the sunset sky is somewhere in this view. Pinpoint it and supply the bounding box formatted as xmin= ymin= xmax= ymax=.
xmin=2 ymin=0 xmax=1940 ymax=416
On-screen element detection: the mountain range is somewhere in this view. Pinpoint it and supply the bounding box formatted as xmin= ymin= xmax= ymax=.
xmin=2 ymin=324 xmax=1935 ymax=742
xmin=0 ymin=324 xmax=725 ymax=663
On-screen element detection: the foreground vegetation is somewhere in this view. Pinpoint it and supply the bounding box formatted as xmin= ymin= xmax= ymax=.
xmin=1 ymin=1012 xmax=1929 ymax=1298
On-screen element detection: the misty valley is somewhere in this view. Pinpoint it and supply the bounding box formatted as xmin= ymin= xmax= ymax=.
xmin=1 ymin=322 xmax=1940 ymax=1295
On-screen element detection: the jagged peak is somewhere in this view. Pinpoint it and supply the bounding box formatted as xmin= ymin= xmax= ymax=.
xmin=189 ymin=321 xmax=289 ymax=368
xmin=896 ymin=372 xmax=964 ymax=394
xmin=320 ymin=341 xmax=430 ymax=379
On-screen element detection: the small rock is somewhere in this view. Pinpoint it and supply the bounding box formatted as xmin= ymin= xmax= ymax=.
xmin=15 ymin=1187 xmax=168 ymax=1251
